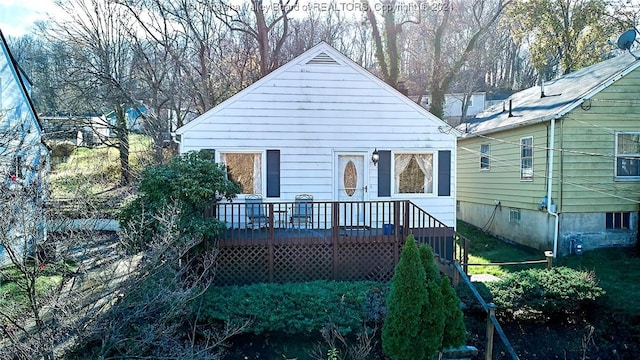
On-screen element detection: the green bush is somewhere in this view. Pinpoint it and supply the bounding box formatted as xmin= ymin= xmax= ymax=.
xmin=418 ymin=244 xmax=445 ymax=356
xmin=382 ymin=235 xmax=430 ymax=360
xmin=50 ymin=142 xmax=76 ymax=158
xmin=440 ymin=276 xmax=467 ymax=350
xmin=197 ymin=280 xmax=385 ymax=335
xmin=487 ymin=267 xmax=605 ymax=321
xmin=118 ymin=150 xmax=241 ymax=250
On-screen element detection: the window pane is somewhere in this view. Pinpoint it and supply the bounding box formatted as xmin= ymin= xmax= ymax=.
xmin=394 ymin=153 xmax=433 ymax=194
xmin=606 ymin=212 xmax=631 ymax=229
xmin=616 ymin=133 xmax=640 ymax=178
xmin=520 ymin=137 xmax=533 ymax=179
xmin=617 ymin=158 xmax=640 ymax=177
xmin=480 ymin=144 xmax=489 ymax=169
xmin=618 ymin=133 xmax=640 ymax=155
xmin=221 ymin=153 xmax=262 ymax=194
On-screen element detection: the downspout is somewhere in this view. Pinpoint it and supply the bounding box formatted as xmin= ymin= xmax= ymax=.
xmin=171 ymin=132 xmax=181 ymax=152
xmin=547 ymin=118 xmax=559 ymax=258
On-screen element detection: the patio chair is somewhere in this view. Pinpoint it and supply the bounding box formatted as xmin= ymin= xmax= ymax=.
xmin=290 ymin=194 xmax=313 ymax=229
xmin=245 ymin=194 xmax=269 ymax=229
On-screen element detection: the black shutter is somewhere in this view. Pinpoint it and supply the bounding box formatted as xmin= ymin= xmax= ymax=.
xmin=266 ymin=150 xmax=280 ymax=198
xmin=438 ymin=150 xmax=451 ymax=196
xmin=378 ymin=150 xmax=391 ymax=197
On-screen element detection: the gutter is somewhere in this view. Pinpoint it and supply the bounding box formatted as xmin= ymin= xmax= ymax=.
xmin=462 ymin=57 xmax=640 ymax=139
xmin=171 ymin=132 xmax=181 ymax=145
xmin=547 ymin=117 xmax=559 ymax=258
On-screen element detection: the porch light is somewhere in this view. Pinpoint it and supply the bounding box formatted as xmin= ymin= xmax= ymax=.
xmin=371 ymin=149 xmax=380 ymax=166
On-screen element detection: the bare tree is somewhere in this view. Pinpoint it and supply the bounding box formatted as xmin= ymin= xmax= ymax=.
xmin=44 ymin=0 xmax=141 ymax=185
xmin=363 ymin=0 xmax=420 ymax=89
xmin=122 ymin=0 xmax=255 ymax=118
xmin=0 ymin=138 xmax=56 ymax=359
xmin=65 ymin=203 xmax=247 ymax=358
xmin=424 ymin=0 xmax=512 ymax=119
xmin=283 ymin=1 xmax=358 ymax=56
xmin=214 ymin=0 xmax=300 ymax=77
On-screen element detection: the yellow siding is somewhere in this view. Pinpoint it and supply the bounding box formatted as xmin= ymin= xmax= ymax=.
xmin=457 ymin=122 xmax=558 ymax=210
xmin=559 ymin=68 xmax=640 ymax=212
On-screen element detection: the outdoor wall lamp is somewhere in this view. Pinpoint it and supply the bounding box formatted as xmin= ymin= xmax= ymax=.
xmin=371 ymin=148 xmax=379 ymax=166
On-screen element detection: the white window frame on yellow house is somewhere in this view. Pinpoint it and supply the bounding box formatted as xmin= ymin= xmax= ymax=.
xmin=614 ymin=131 xmax=640 ymax=180
xmin=520 ymin=136 xmax=533 ymax=181
xmin=480 ymin=144 xmax=490 ymax=170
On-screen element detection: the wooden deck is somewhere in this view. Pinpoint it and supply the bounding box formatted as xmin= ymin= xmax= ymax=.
xmin=206 ymin=200 xmax=468 ymax=285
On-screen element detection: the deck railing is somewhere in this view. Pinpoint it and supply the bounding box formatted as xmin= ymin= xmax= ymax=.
xmin=205 ymin=200 xmax=470 ymax=285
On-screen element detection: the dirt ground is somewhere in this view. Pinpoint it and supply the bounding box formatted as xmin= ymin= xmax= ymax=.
xmin=218 ymin=292 xmax=639 ymax=360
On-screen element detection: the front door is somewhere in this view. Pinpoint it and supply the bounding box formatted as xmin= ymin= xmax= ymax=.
xmin=335 ymin=153 xmax=367 ymax=226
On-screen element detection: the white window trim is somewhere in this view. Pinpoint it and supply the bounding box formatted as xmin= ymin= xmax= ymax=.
xmin=217 ymin=149 xmax=266 ymax=197
xmin=520 ymin=136 xmax=533 ymax=181
xmin=391 ymin=150 xmax=437 ymax=198
xmin=614 ymin=131 xmax=640 ymax=181
xmin=480 ymin=144 xmax=490 ymax=171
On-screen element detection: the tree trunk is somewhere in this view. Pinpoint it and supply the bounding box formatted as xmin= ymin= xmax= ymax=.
xmin=253 ymin=0 xmax=271 ymax=76
xmin=383 ymin=3 xmax=399 ymax=88
xmin=429 ymin=88 xmax=446 ymax=120
xmin=115 ymin=104 xmax=130 ymax=185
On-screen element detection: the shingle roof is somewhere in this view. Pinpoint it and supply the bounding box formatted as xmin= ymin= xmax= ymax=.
xmin=457 ymin=53 xmax=640 ymax=136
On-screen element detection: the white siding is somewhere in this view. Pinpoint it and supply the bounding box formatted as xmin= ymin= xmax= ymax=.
xmin=177 ymin=44 xmax=457 ymax=226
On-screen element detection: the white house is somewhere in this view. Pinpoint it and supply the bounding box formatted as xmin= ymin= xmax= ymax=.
xmin=0 ymin=30 xmax=50 ymax=266
xmin=175 ymin=42 xmax=459 ymax=228
xmin=421 ymin=92 xmax=487 ymax=124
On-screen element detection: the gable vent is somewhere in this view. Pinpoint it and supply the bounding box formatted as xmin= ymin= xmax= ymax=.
xmin=307 ymin=52 xmax=339 ymax=65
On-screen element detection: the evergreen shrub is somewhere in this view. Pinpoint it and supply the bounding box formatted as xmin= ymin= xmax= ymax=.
xmin=198 ymin=280 xmax=385 ymax=335
xmin=487 ymin=266 xmax=605 ymax=320
xmin=118 ymin=150 xmax=241 ymax=250
xmin=381 ymin=235 xmax=430 ymax=360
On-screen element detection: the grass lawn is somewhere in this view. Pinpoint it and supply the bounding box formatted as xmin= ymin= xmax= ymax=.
xmin=47 ymin=134 xmax=155 ymax=218
xmin=458 ymin=220 xmax=640 ymax=317
xmin=556 ymin=247 xmax=640 ymax=316
xmin=0 ymin=261 xmax=76 ymax=318
xmin=50 ymin=133 xmax=153 ymax=199
xmin=457 ymin=221 xmax=548 ymax=277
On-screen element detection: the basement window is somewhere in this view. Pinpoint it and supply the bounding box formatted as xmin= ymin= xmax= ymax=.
xmin=606 ymin=212 xmax=630 ymax=229
xmin=509 ymin=208 xmax=521 ymax=224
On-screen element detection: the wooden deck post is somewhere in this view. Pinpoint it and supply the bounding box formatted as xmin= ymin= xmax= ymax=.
xmin=403 ymin=201 xmax=410 ymax=239
xmin=545 ymin=250 xmax=554 ymax=269
xmin=332 ymin=202 xmax=339 ymax=280
xmin=268 ymin=203 xmax=274 ymax=282
xmin=485 ymin=303 xmax=497 ymax=360
xmin=453 ymin=260 xmax=460 ymax=287
xmin=464 ymin=237 xmax=470 ymax=275
xmin=393 ymin=201 xmax=401 ymax=263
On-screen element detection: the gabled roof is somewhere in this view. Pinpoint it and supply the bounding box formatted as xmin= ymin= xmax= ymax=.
xmin=176 ymin=42 xmax=459 ymax=136
xmin=0 ymin=29 xmax=44 ymax=135
xmin=458 ymin=53 xmax=640 ymax=136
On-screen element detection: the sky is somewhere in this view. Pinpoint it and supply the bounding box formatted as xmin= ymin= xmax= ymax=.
xmin=0 ymin=0 xmax=58 ymax=37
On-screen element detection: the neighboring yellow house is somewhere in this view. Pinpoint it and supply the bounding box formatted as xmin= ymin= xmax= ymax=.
xmin=456 ymin=53 xmax=640 ymax=257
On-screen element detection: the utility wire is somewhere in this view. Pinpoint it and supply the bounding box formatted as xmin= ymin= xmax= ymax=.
xmin=458 ymin=146 xmax=640 ymax=204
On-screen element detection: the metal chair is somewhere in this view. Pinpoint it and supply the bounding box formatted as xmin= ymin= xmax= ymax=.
xmin=245 ymin=194 xmax=269 ymax=229
xmin=290 ymin=194 xmax=313 ymax=229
